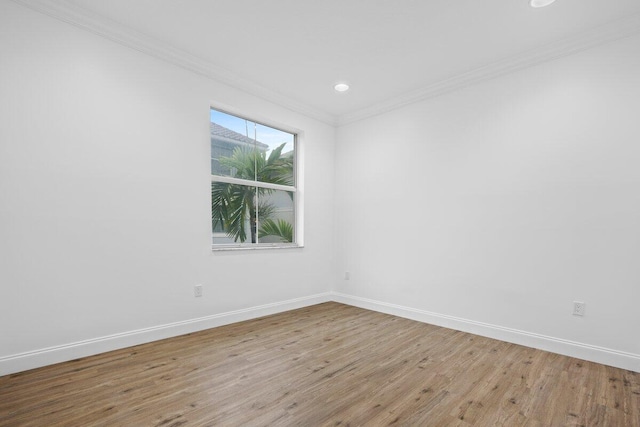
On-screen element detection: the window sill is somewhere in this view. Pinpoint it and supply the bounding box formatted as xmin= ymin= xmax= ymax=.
xmin=212 ymin=244 xmax=303 ymax=252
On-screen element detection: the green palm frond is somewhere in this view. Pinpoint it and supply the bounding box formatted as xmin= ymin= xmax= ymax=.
xmin=259 ymin=219 xmax=293 ymax=243
xmin=218 ymin=143 xmax=293 ymax=185
xmin=212 ymin=182 xmax=254 ymax=243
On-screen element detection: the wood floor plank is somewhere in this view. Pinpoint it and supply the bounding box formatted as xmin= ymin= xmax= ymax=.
xmin=1 ymin=302 xmax=639 ymax=426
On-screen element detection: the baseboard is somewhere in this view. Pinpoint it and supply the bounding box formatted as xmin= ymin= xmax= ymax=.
xmin=4 ymin=291 xmax=638 ymax=376
xmin=331 ymin=292 xmax=640 ymax=373
xmin=0 ymin=292 xmax=332 ymax=377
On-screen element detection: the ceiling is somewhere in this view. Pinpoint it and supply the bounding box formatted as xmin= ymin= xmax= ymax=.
xmin=23 ymin=0 xmax=640 ymax=125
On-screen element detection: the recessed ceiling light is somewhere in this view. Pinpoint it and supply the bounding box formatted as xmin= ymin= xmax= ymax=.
xmin=530 ymin=0 xmax=557 ymax=7
xmin=334 ymin=83 xmax=350 ymax=92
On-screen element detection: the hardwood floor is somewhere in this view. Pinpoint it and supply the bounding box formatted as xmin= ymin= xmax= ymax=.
xmin=1 ymin=302 xmax=639 ymax=426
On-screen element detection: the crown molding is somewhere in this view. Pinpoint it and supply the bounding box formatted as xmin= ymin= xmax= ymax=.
xmin=10 ymin=0 xmax=339 ymax=126
xmin=338 ymin=12 xmax=640 ymax=126
xmin=10 ymin=1 xmax=640 ymax=128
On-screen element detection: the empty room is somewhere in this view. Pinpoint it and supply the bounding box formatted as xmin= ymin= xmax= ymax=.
xmin=1 ymin=0 xmax=640 ymax=425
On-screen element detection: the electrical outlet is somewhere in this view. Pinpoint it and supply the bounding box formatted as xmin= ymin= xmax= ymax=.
xmin=573 ymin=301 xmax=585 ymax=316
xmin=194 ymin=284 xmax=203 ymax=298
xmin=344 ymin=271 xmax=350 ymax=280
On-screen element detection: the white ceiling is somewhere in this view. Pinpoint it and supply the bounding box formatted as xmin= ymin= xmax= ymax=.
xmin=26 ymin=0 xmax=640 ymax=124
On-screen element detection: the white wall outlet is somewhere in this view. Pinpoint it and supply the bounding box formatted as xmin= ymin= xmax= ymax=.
xmin=194 ymin=284 xmax=203 ymax=298
xmin=573 ymin=301 xmax=585 ymax=316
xmin=344 ymin=271 xmax=350 ymax=280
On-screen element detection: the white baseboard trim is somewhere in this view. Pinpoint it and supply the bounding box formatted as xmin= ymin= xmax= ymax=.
xmin=331 ymin=292 xmax=640 ymax=373
xmin=0 ymin=292 xmax=332 ymax=377
xmin=4 ymin=291 xmax=638 ymax=376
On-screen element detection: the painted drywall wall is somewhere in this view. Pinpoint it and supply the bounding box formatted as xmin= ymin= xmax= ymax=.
xmin=0 ymin=2 xmax=335 ymax=374
xmin=3 ymin=0 xmax=639 ymax=376
xmin=335 ymin=33 xmax=640 ymax=369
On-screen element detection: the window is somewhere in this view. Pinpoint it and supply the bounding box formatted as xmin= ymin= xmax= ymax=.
xmin=210 ymin=107 xmax=298 ymax=248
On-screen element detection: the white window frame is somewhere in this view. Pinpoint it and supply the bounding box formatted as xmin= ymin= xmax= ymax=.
xmin=210 ymin=103 xmax=303 ymax=251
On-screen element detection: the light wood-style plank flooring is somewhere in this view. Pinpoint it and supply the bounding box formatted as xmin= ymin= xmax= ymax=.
xmin=1 ymin=302 xmax=639 ymax=426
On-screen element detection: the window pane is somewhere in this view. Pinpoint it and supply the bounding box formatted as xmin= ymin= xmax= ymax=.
xmin=254 ymin=123 xmax=295 ymax=186
xmin=211 ymin=182 xmax=256 ymax=244
xmin=257 ymin=189 xmax=295 ymax=244
xmin=210 ymin=108 xmax=295 ymax=186
xmin=210 ymin=109 xmax=258 ymax=178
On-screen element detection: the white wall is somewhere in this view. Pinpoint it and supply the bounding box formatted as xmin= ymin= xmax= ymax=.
xmin=335 ymin=34 xmax=640 ymax=371
xmin=3 ymin=1 xmax=640 ymax=376
xmin=0 ymin=2 xmax=335 ymax=374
